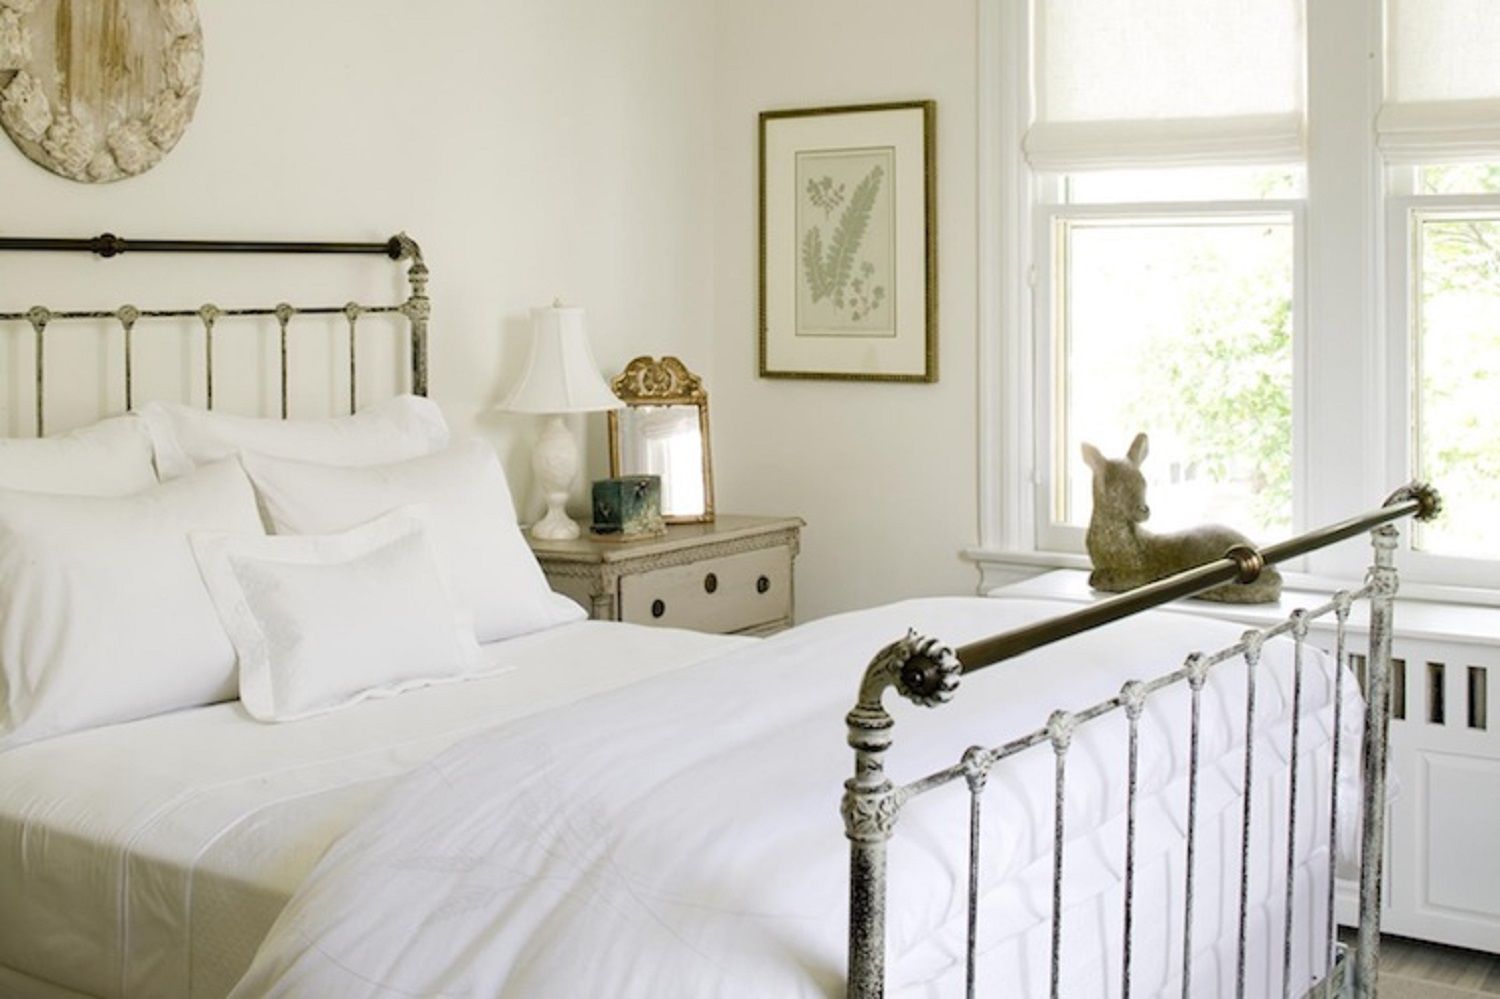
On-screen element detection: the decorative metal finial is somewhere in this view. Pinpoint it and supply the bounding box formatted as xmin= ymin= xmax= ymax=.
xmin=1384 ymin=481 xmax=1442 ymax=522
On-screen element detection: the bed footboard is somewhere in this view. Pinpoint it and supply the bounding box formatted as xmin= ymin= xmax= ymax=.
xmin=843 ymin=485 xmax=1442 ymax=999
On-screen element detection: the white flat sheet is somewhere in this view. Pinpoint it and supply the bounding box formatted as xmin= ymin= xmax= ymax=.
xmin=0 ymin=621 xmax=752 ymax=999
xmin=233 ymin=597 xmax=1363 ymax=998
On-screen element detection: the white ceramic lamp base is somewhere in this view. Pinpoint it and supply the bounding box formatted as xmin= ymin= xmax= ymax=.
xmin=531 ymin=414 xmax=582 ymax=540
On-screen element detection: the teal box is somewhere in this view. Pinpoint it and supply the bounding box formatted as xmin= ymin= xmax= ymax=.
xmin=591 ymin=476 xmax=665 ymax=539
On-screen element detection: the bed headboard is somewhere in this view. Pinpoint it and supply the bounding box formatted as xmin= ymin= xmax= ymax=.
xmin=0 ymin=233 xmax=429 ymax=436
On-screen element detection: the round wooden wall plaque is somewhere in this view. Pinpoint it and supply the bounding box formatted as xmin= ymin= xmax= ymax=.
xmin=0 ymin=0 xmax=203 ymax=183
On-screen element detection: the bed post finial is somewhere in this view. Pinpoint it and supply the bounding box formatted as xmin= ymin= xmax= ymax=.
xmin=1354 ymin=524 xmax=1399 ymax=997
xmin=842 ymin=631 xmax=960 ymax=998
xmin=1384 ymin=480 xmax=1442 ymax=523
xmin=394 ymin=233 xmax=429 ymax=397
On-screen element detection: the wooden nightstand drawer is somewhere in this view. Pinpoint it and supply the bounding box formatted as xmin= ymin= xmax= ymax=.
xmin=528 ymin=514 xmax=802 ymax=635
xmin=619 ymin=546 xmax=792 ymax=633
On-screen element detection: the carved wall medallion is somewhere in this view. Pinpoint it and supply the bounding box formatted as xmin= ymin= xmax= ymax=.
xmin=0 ymin=0 xmax=203 ymax=182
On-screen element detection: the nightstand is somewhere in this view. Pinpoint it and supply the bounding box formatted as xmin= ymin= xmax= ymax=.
xmin=527 ymin=515 xmax=803 ymax=636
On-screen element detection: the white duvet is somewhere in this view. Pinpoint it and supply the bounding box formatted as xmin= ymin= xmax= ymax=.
xmin=0 ymin=621 xmax=749 ymax=998
xmin=233 ymin=597 xmax=1363 ymax=998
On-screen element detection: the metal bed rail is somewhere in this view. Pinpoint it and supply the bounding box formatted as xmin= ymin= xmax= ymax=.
xmin=0 ymin=232 xmax=430 ymax=433
xmin=842 ymin=483 xmax=1444 ymax=998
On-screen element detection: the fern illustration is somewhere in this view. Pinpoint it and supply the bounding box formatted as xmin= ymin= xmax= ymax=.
xmin=800 ymin=163 xmax=884 ymax=310
xmin=821 ymin=165 xmax=882 ymax=305
xmin=807 ymin=176 xmax=846 ymax=216
xmin=802 ymin=226 xmax=828 ymax=301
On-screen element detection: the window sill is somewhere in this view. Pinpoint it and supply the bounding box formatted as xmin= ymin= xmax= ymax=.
xmin=965 ymin=547 xmax=1500 ymax=608
xmin=968 ymin=561 xmax=1500 ymax=649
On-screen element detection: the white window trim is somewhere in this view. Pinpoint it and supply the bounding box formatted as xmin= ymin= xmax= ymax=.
xmin=971 ymin=0 xmax=1500 ymax=606
xmin=1031 ymin=200 xmax=1307 ymax=557
xmin=1385 ymin=187 xmax=1500 ymax=590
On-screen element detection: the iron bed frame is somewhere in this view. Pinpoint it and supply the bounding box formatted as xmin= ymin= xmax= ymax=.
xmin=843 ymin=485 xmax=1444 ymax=998
xmin=0 ymin=232 xmax=1440 ymax=997
xmin=0 ymin=231 xmax=430 ymax=432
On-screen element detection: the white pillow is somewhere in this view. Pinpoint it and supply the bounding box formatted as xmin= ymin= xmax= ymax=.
xmin=240 ymin=440 xmax=585 ymax=642
xmin=191 ymin=509 xmax=485 ymax=722
xmin=0 ymin=460 xmax=264 ymax=752
xmin=0 ymin=415 xmax=157 ymax=496
xmin=141 ymin=395 xmax=450 ymax=480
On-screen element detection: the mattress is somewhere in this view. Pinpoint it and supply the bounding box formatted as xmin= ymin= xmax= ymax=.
xmin=0 ymin=620 xmax=753 ymax=999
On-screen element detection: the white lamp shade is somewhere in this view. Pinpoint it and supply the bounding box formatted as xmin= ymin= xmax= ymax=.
xmin=501 ymin=305 xmax=622 ymax=414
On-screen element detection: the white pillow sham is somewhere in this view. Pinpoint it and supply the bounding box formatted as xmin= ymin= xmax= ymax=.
xmin=0 ymin=415 xmax=157 ymax=496
xmin=192 ymin=508 xmax=485 ymax=722
xmin=0 ymin=460 xmax=264 ymax=752
xmin=142 ymin=395 xmax=450 ymax=480
xmin=240 ymin=440 xmax=585 ymax=642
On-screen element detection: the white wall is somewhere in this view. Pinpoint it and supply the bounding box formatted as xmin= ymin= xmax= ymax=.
xmin=1 ymin=0 xmax=982 ymax=621
xmin=0 ymin=0 xmax=717 ymax=518
xmin=711 ymin=0 xmax=980 ymax=620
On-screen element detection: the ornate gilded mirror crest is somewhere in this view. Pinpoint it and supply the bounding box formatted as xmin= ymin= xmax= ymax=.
xmin=608 ymin=356 xmax=715 ymax=524
xmin=0 ymin=0 xmax=204 ymax=182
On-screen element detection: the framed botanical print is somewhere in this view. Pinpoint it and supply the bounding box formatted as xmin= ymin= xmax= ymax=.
xmin=759 ymin=100 xmax=936 ymax=382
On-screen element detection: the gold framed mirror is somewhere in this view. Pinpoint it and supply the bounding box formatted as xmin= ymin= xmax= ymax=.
xmin=607 ymin=356 xmax=714 ymax=524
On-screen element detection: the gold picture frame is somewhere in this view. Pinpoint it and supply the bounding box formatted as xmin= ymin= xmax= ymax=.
xmin=758 ymin=100 xmax=937 ymax=382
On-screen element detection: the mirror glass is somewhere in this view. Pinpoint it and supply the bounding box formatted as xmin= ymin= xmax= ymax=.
xmin=614 ymin=405 xmax=706 ymax=518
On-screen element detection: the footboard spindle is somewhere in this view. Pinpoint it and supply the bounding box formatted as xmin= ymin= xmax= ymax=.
xmin=1237 ymin=632 xmax=1264 ymax=999
xmin=1120 ymin=680 xmax=1147 ymax=999
xmin=1181 ymin=653 xmax=1208 ymax=999
xmin=1047 ymin=710 xmax=1074 ymax=999
xmin=1282 ymin=612 xmax=1309 ymax=999
xmin=962 ymin=747 xmax=988 ymax=999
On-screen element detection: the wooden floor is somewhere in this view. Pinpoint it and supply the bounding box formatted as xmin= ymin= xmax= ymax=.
xmin=1340 ymin=931 xmax=1500 ymax=997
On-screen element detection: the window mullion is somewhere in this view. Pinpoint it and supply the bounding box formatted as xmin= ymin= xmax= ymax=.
xmin=1302 ymin=0 xmax=1384 ymax=578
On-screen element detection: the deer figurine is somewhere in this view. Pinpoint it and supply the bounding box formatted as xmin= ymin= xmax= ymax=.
xmin=1081 ymin=432 xmax=1282 ymax=603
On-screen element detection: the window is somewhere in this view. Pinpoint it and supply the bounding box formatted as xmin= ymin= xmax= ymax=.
xmin=1025 ymin=0 xmax=1307 ymax=554
xmin=1048 ymin=202 xmax=1297 ymax=545
xmin=1381 ymin=0 xmax=1500 ymax=577
xmin=1393 ymin=168 xmax=1500 ymax=561
xmin=979 ymin=0 xmax=1500 ymax=591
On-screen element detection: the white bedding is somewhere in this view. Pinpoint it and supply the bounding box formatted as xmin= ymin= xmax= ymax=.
xmin=233 ymin=597 xmax=1364 ymax=998
xmin=0 ymin=621 xmax=752 ymax=999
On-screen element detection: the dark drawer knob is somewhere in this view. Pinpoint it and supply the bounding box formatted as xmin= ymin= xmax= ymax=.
xmin=704 ymin=572 xmax=718 ymax=594
xmin=756 ymin=575 xmax=771 ymax=595
xmin=651 ymin=599 xmax=666 ymax=619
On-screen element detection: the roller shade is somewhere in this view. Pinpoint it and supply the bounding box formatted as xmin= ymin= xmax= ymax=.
xmin=1380 ymin=0 xmax=1500 ymax=162
xmin=1026 ymin=0 xmax=1306 ymax=171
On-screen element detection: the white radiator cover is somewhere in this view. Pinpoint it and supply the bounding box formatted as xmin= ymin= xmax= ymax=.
xmin=990 ymin=570 xmax=1500 ymax=955
xmin=1337 ymin=633 xmax=1500 ymax=953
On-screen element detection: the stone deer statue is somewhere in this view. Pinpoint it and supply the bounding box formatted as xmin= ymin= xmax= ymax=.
xmin=1082 ymin=432 xmax=1281 ymax=603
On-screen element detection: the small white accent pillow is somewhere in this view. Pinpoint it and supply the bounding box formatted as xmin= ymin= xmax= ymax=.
xmin=192 ymin=509 xmax=485 ymax=722
xmin=0 ymin=460 xmax=264 ymax=752
xmin=141 ymin=395 xmax=450 ymax=480
xmin=240 ymin=440 xmax=585 ymax=642
xmin=0 ymin=415 xmax=157 ymax=495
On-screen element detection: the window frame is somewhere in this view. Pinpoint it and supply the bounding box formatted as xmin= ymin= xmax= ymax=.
xmin=1384 ymin=174 xmax=1500 ymax=589
xmin=1032 ymin=194 xmax=1309 ymax=557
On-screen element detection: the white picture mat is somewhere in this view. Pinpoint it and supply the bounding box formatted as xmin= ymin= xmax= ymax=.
xmin=763 ymin=106 xmax=929 ymax=378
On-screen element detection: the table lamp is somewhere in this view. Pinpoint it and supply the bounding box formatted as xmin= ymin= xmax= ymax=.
xmin=502 ymin=302 xmax=622 ymax=540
